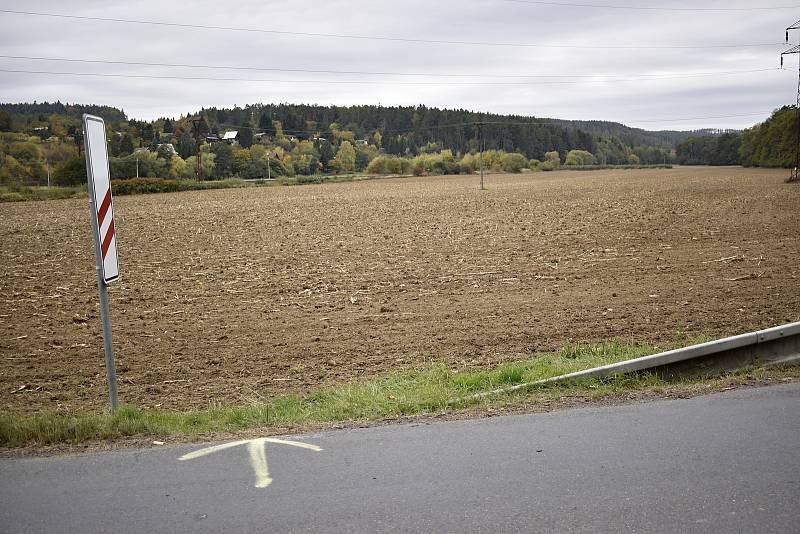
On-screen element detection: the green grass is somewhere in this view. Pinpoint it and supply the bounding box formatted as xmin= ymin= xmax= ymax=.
xmin=0 ymin=184 xmax=85 ymax=202
xmin=0 ymin=340 xmax=794 ymax=448
xmin=0 ymin=174 xmax=363 ymax=202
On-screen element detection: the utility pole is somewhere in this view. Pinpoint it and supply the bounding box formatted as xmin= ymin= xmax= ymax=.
xmin=191 ymin=117 xmax=204 ymax=182
xmin=477 ymin=121 xmax=485 ymax=190
xmin=267 ymin=152 xmax=272 ymax=180
xmin=45 ymin=158 xmax=50 ymax=187
xmin=197 ymin=145 xmax=203 ymax=182
xmin=75 ymin=132 xmax=84 ymax=158
xmin=135 ymin=154 xmax=139 ymax=178
xmin=782 ymin=18 xmax=800 ymax=183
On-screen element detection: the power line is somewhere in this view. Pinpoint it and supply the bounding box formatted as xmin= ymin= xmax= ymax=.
xmin=0 ymin=9 xmax=786 ymax=49
xmin=0 ymin=67 xmax=787 ymax=86
xmin=465 ymin=112 xmax=772 ymax=127
xmin=502 ymin=0 xmax=800 ymax=11
xmin=0 ymin=55 xmax=783 ymax=81
xmin=214 ymin=113 xmax=772 ymax=139
xmin=616 ymin=111 xmax=773 ymax=123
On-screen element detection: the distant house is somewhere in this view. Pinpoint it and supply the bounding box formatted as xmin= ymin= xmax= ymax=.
xmin=222 ymin=130 xmax=239 ymax=145
xmin=206 ymin=134 xmax=221 ymax=143
xmin=134 ymin=147 xmax=150 ymax=154
xmin=355 ymin=139 xmax=369 ymax=146
xmin=156 ymin=143 xmax=177 ymax=156
xmin=254 ymin=132 xmax=267 ymax=141
xmin=288 ymin=136 xmax=298 ymax=142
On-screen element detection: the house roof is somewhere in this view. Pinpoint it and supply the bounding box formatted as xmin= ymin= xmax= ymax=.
xmin=222 ymin=131 xmax=238 ymax=140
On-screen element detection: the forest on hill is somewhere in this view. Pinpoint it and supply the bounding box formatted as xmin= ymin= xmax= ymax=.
xmin=0 ymin=101 xmax=789 ymax=186
xmin=675 ymin=106 xmax=798 ymax=168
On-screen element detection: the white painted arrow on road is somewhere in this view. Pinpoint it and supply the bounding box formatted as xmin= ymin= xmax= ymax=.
xmin=179 ymin=437 xmax=323 ymax=488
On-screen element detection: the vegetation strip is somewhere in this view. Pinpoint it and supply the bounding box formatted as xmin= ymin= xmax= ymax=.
xmin=2 ymin=341 xmax=797 ymax=449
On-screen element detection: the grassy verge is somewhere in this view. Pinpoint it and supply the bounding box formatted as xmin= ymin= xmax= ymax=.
xmin=0 ymin=184 xmax=85 ymax=202
xmin=545 ymin=164 xmax=673 ymax=172
xmin=0 ymin=175 xmax=361 ymax=201
xmin=1 ymin=341 xmax=797 ymax=448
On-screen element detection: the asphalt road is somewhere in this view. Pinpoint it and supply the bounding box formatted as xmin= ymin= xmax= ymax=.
xmin=1 ymin=384 xmax=798 ymax=533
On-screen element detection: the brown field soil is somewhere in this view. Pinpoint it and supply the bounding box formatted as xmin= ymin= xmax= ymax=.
xmin=1 ymin=167 xmax=798 ymax=414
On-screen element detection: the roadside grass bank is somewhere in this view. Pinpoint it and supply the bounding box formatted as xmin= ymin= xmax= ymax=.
xmin=1 ymin=341 xmax=797 ymax=449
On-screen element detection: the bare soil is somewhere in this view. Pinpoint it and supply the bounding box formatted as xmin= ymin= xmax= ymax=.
xmin=1 ymin=167 xmax=798 ymax=413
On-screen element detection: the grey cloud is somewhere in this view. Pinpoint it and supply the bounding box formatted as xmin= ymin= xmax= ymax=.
xmin=0 ymin=0 xmax=793 ymax=130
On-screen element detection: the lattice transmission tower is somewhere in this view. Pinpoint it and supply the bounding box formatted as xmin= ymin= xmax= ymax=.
xmin=781 ymin=19 xmax=800 ymax=182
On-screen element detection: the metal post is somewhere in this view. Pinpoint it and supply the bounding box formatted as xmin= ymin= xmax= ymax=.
xmin=96 ymin=270 xmax=118 ymax=411
xmin=86 ymin=168 xmax=118 ymax=411
xmin=84 ymin=125 xmax=118 ymax=412
xmin=46 ymin=159 xmax=50 ymax=187
xmin=782 ymin=19 xmax=800 ymax=183
xmin=794 ymin=55 xmax=800 ymax=182
xmin=135 ymin=155 xmax=139 ymax=179
xmin=267 ymin=154 xmax=271 ymax=180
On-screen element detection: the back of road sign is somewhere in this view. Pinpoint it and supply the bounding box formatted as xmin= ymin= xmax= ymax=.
xmin=83 ymin=114 xmax=119 ymax=284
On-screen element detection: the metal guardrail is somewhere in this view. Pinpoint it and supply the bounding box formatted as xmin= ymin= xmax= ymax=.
xmin=461 ymin=322 xmax=800 ymax=402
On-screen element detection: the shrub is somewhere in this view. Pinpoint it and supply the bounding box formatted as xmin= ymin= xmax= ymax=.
xmin=110 ymin=177 xmax=248 ymax=195
xmin=544 ymin=151 xmax=561 ymax=167
xmin=111 ymin=178 xmax=182 ymax=195
xmin=367 ymin=155 xmax=410 ymax=175
xmin=500 ymin=153 xmax=528 ymax=173
xmin=539 ymin=160 xmax=558 ymax=171
xmin=52 ymin=156 xmax=87 ymax=186
xmin=565 ymin=149 xmax=596 ymax=166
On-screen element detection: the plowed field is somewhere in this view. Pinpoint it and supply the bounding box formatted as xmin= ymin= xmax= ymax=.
xmin=2 ymin=167 xmax=798 ymax=413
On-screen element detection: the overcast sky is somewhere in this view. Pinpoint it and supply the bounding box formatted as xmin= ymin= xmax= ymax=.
xmin=0 ymin=1 xmax=797 ymax=131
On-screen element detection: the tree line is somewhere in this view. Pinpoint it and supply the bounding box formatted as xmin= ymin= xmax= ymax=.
xmin=676 ymin=106 xmax=799 ymax=168
xmin=1 ymin=101 xmax=689 ymax=185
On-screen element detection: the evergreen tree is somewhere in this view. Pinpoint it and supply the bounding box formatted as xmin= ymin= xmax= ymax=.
xmin=318 ymin=139 xmax=335 ymax=170
xmin=210 ymin=142 xmax=234 ymax=176
xmin=239 ymin=120 xmax=254 ymax=148
xmin=191 ymin=115 xmax=210 ymax=138
xmin=0 ymin=110 xmax=11 ymax=131
xmin=120 ymin=134 xmax=135 ymax=156
xmin=258 ymin=113 xmax=274 ymax=135
xmin=177 ymin=131 xmax=196 ymax=159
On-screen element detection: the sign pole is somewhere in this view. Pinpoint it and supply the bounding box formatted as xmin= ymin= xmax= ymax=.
xmin=83 ymin=114 xmax=120 ymax=411
xmin=94 ymin=245 xmax=118 ymax=411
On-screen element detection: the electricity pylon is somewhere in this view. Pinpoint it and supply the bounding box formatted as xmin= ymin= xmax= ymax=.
xmin=781 ymin=19 xmax=800 ymax=182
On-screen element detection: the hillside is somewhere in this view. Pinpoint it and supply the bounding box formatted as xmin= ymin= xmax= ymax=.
xmin=0 ymin=100 xmax=737 ymax=185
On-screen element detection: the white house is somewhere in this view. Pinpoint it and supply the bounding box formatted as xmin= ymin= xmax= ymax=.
xmin=222 ymin=130 xmax=239 ymax=145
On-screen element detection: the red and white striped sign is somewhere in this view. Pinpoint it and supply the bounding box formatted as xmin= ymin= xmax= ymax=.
xmin=84 ymin=115 xmax=119 ymax=283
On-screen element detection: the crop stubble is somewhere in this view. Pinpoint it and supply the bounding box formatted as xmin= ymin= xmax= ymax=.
xmin=1 ymin=167 xmax=798 ymax=412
